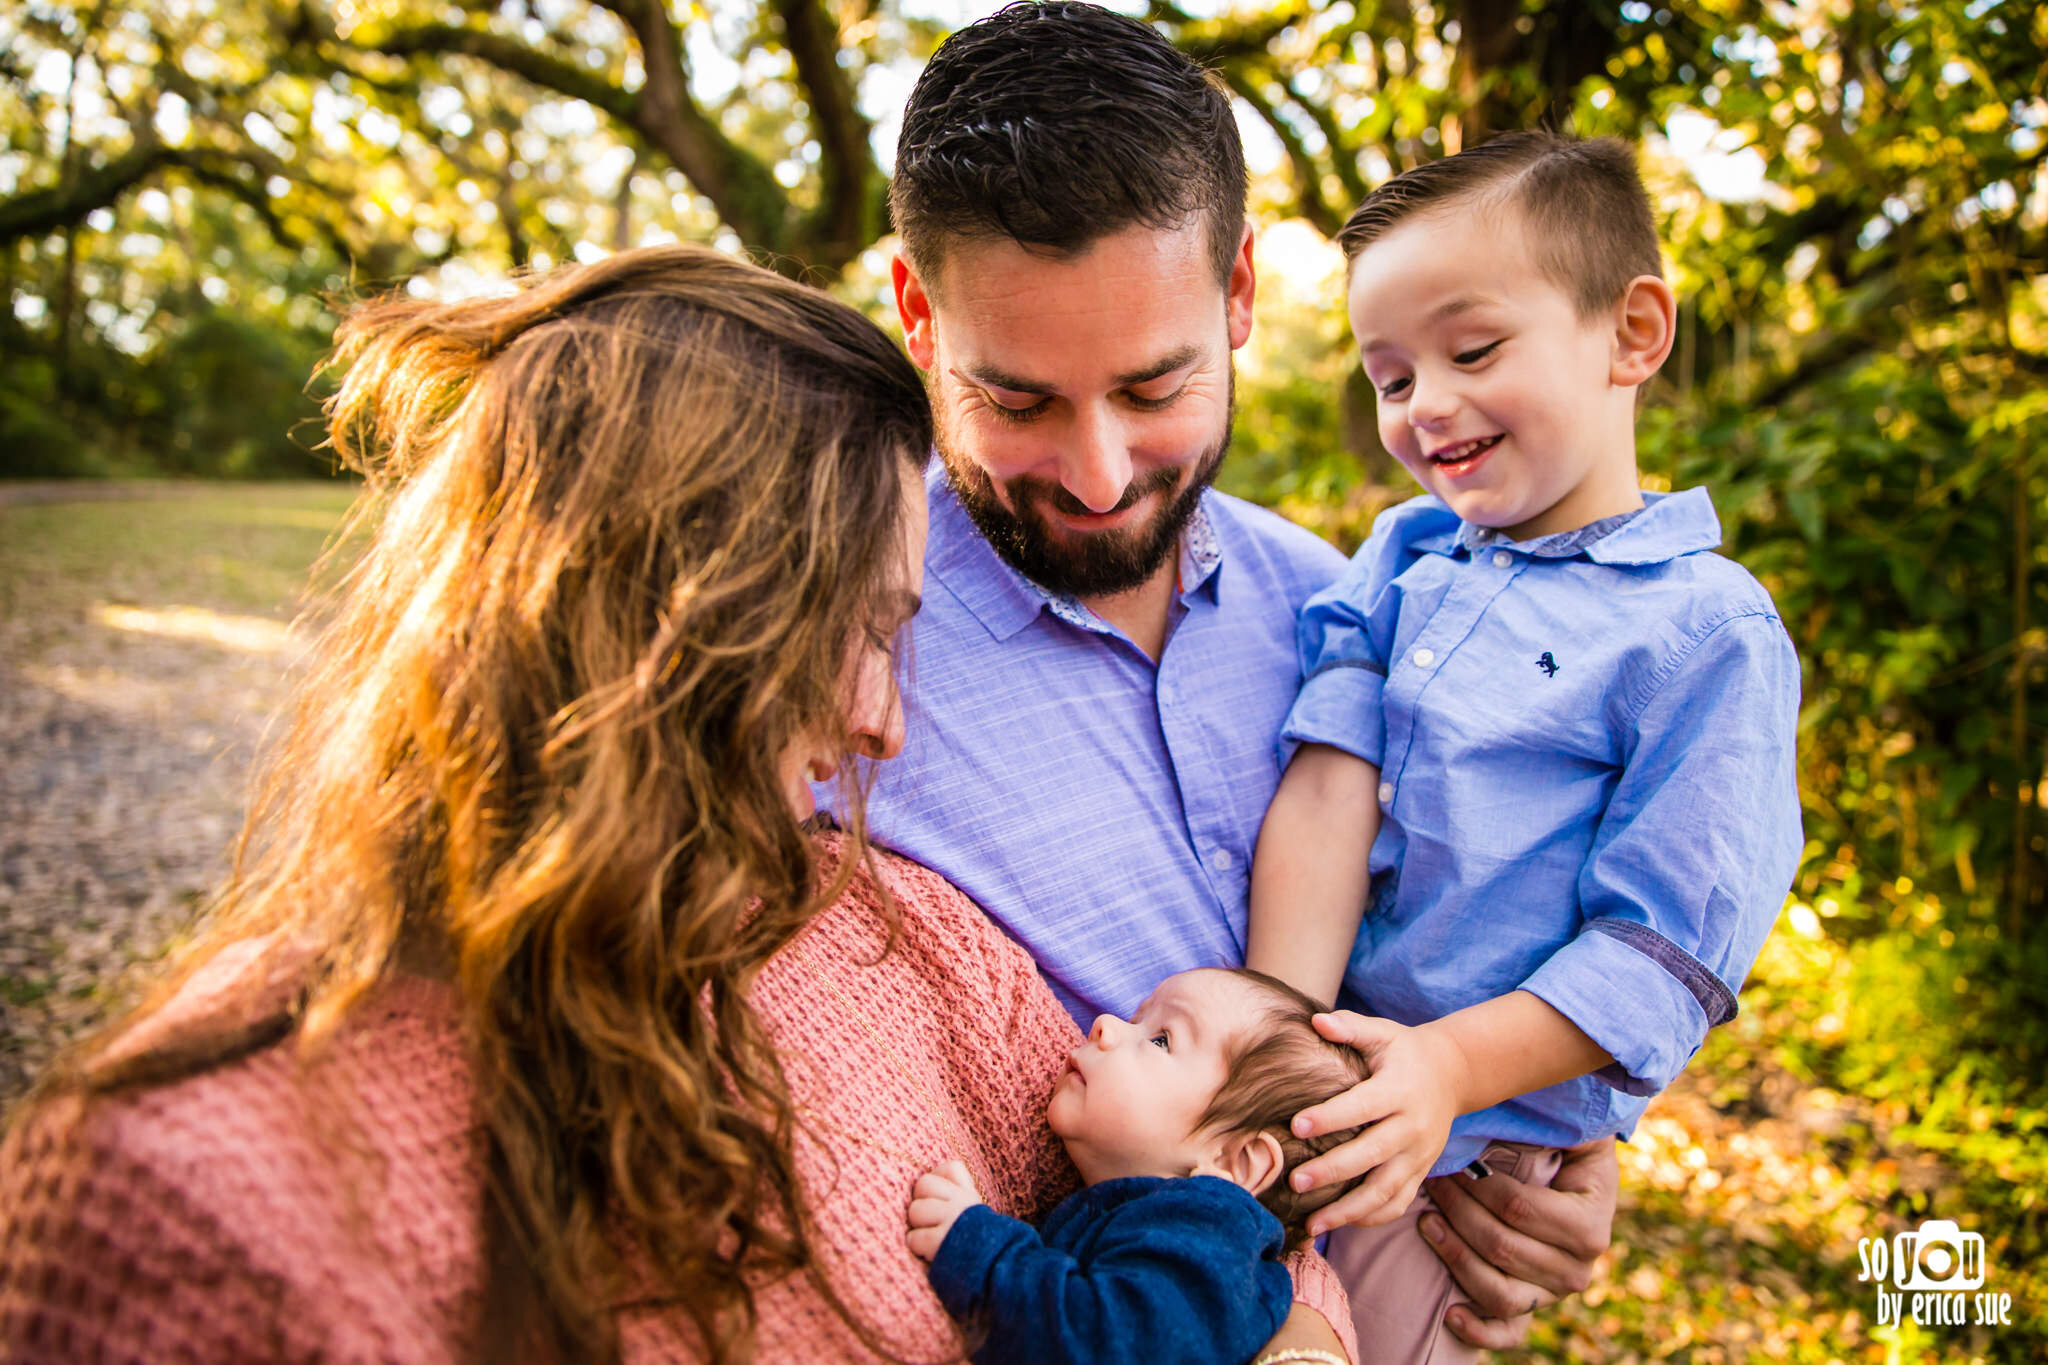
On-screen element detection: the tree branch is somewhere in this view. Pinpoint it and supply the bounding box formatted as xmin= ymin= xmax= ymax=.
xmin=1218 ymin=66 xmax=1342 ymax=236
xmin=768 ymin=0 xmax=881 ymax=270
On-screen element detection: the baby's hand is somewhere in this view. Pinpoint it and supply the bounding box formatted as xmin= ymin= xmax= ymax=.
xmin=1284 ymin=1012 xmax=1467 ymax=1237
xmin=906 ymin=1159 xmax=985 ymax=1262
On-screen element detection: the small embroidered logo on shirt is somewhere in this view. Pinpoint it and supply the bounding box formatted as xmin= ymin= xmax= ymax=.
xmin=1536 ymin=652 xmax=1560 ymax=678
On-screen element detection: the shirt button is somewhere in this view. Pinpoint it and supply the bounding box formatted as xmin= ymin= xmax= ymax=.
xmin=1493 ymin=550 xmax=1513 ymax=568
xmin=1378 ymin=781 xmax=1394 ymax=804
xmin=1210 ymin=848 xmax=1234 ymax=871
xmin=1412 ymin=648 xmax=1435 ymax=667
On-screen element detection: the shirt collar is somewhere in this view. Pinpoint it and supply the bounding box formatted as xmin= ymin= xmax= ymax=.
xmin=1424 ymin=487 xmax=1723 ymax=565
xmin=924 ymin=460 xmax=1227 ymax=641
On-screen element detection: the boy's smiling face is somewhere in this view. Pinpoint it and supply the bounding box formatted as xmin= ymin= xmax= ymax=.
xmin=1347 ymin=205 xmax=1653 ymax=541
xmin=1048 ymin=968 xmax=1262 ymax=1185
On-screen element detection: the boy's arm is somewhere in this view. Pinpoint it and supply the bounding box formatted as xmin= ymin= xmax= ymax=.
xmin=1248 ymin=744 xmax=1381 ymax=1007
xmin=928 ymin=1183 xmax=1295 ymax=1365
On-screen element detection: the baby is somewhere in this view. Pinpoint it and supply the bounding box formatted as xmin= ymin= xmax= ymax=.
xmin=905 ymin=967 xmax=1368 ymax=1365
xmin=1246 ymin=131 xmax=1804 ymax=1359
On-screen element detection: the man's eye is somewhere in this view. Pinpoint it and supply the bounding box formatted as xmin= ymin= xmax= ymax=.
xmin=1376 ymin=376 xmax=1411 ymax=399
xmin=1149 ymin=1032 xmax=1170 ymax=1050
xmin=1455 ymin=341 xmax=1502 ymax=365
xmin=1125 ymin=385 xmax=1185 ymax=411
xmin=986 ymin=394 xmax=1051 ymax=423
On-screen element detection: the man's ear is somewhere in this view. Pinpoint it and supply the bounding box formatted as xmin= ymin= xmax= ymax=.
xmin=1207 ymin=1128 xmax=1287 ymax=1198
xmin=1610 ymin=274 xmax=1676 ymax=389
xmin=1226 ymin=223 xmax=1256 ymax=351
xmin=893 ymin=254 xmax=938 ymax=371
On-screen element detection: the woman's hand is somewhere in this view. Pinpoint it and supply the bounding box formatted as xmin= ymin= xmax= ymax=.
xmin=1419 ymin=1138 xmax=1618 ymax=1347
xmin=1283 ymin=1012 xmax=1468 ymax=1237
xmin=905 ymin=1159 xmax=985 ymax=1262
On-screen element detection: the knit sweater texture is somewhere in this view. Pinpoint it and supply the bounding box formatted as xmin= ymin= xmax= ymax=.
xmin=0 ymin=844 xmax=1355 ymax=1362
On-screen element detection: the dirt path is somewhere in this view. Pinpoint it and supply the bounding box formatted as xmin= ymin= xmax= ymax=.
xmin=0 ymin=482 xmax=350 ymax=1108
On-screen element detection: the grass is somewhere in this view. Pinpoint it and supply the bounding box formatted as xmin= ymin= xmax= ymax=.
xmin=0 ymin=481 xmax=365 ymax=630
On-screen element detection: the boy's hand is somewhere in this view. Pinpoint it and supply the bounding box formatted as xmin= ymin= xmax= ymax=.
xmin=905 ymin=1159 xmax=985 ymax=1262
xmin=1283 ymin=1011 xmax=1470 ymax=1237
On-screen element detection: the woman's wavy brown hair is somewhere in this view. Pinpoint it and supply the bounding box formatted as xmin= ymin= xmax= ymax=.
xmin=48 ymin=244 xmax=933 ymax=1360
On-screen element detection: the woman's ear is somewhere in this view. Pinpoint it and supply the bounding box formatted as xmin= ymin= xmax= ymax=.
xmin=1209 ymin=1129 xmax=1287 ymax=1198
xmin=1610 ymin=274 xmax=1676 ymax=390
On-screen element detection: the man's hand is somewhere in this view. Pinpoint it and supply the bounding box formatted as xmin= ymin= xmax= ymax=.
xmin=1419 ymin=1138 xmax=1619 ymax=1348
xmin=1282 ymin=1011 xmax=1468 ymax=1237
xmin=905 ymin=1159 xmax=985 ymax=1262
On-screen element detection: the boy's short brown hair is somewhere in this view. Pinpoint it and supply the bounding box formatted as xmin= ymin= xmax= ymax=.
xmin=1197 ymin=969 xmax=1374 ymax=1249
xmin=1336 ymin=130 xmax=1663 ymax=317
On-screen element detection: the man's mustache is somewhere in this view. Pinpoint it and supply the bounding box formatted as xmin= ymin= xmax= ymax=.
xmin=1015 ymin=466 xmax=1182 ymax=519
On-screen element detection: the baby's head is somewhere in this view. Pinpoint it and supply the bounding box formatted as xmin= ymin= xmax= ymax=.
xmin=1336 ymin=131 xmax=1675 ymax=541
xmin=1047 ymin=967 xmax=1369 ymax=1248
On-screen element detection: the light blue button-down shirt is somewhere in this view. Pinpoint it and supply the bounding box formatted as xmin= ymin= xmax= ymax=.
xmin=1281 ymin=489 xmax=1803 ymax=1175
xmin=828 ymin=462 xmax=1346 ymax=1024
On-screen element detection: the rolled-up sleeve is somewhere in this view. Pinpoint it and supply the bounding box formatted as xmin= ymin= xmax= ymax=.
xmin=1278 ymin=562 xmax=1391 ymax=769
xmin=1520 ymin=610 xmax=1803 ymax=1096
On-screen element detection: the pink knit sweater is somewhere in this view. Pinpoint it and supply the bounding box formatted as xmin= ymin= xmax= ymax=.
xmin=0 ymin=845 xmax=1355 ymax=1362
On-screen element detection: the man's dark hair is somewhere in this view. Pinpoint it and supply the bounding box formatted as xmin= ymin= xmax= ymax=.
xmin=1336 ymin=131 xmax=1663 ymax=315
xmin=890 ymin=1 xmax=1247 ymax=289
xmin=1197 ymin=969 xmax=1373 ymax=1251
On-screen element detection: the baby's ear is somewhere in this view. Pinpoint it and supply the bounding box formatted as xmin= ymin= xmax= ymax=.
xmin=1213 ymin=1128 xmax=1287 ymax=1198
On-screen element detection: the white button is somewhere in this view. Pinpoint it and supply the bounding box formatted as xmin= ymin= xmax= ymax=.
xmin=1377 ymin=782 xmax=1394 ymax=804
xmin=1493 ymin=551 xmax=1513 ymax=568
xmin=1210 ymin=848 xmax=1234 ymax=871
xmin=1412 ymin=648 xmax=1435 ymax=667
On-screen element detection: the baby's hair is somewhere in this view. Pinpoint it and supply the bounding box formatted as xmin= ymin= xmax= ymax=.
xmin=1197 ymin=969 xmax=1373 ymax=1249
xmin=1336 ymin=130 xmax=1662 ymax=318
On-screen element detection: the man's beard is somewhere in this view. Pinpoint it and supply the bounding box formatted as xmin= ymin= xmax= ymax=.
xmin=938 ymin=385 xmax=1233 ymax=599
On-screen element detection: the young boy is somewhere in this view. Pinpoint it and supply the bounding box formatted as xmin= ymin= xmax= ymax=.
xmin=905 ymin=967 xmax=1369 ymax=1365
xmin=1245 ymin=132 xmax=1803 ymax=1361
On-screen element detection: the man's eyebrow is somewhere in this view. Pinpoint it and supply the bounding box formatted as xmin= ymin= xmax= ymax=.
xmin=959 ymin=344 xmax=1207 ymax=396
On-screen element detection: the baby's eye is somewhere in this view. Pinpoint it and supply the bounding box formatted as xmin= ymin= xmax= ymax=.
xmin=1149 ymin=1032 xmax=1170 ymax=1050
xmin=1454 ymin=341 xmax=1502 ymax=365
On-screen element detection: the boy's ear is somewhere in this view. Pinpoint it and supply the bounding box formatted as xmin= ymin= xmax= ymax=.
xmin=1208 ymin=1128 xmax=1287 ymax=1198
xmin=1610 ymin=274 xmax=1677 ymax=389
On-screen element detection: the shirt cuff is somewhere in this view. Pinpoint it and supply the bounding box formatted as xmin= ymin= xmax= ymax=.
xmin=1278 ymin=661 xmax=1387 ymax=770
xmin=1518 ymin=922 xmax=1721 ymax=1097
xmin=926 ymin=1203 xmax=1034 ymax=1318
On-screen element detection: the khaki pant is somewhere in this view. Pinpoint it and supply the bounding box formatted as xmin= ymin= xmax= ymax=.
xmin=1325 ymin=1142 xmax=1564 ymax=1364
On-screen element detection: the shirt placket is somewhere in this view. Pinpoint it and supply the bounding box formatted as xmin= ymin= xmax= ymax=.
xmin=1154 ymin=601 xmax=1244 ymax=941
xmin=1376 ymin=551 xmax=1525 ymax=808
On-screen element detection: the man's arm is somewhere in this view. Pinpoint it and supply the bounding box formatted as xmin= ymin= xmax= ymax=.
xmin=1247 ymin=744 xmax=1381 ymax=1007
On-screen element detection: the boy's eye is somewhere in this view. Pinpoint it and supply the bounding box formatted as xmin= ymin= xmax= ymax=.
xmin=1376 ymin=376 xmax=1411 ymax=400
xmin=1149 ymin=1032 xmax=1170 ymax=1050
xmin=1455 ymin=341 xmax=1502 ymax=365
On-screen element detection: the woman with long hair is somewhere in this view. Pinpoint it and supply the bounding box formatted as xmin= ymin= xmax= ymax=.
xmin=0 ymin=245 xmax=1352 ymax=1362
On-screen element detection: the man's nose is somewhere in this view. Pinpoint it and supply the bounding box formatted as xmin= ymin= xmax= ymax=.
xmin=1058 ymin=408 xmax=1133 ymax=514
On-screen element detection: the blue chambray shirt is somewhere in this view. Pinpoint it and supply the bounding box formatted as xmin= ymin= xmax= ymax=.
xmin=1280 ymin=489 xmax=1803 ymax=1176
xmin=821 ymin=461 xmax=1346 ymax=1024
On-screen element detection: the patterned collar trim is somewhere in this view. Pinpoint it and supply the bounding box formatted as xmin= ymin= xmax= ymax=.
xmin=1456 ymin=506 xmax=1646 ymax=559
xmin=1029 ymin=497 xmax=1223 ymax=633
